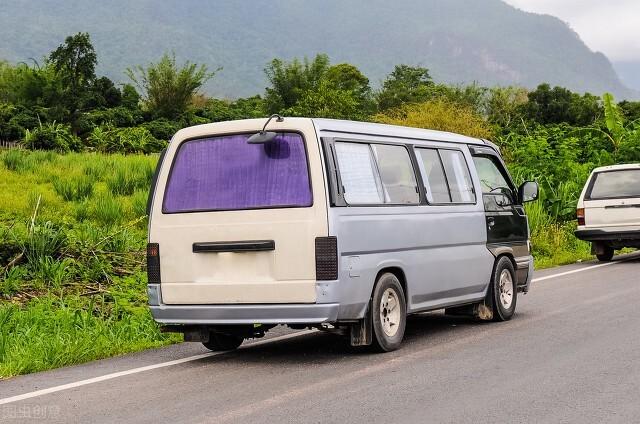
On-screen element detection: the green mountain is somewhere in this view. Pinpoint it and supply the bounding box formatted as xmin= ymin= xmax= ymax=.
xmin=0 ymin=0 xmax=635 ymax=98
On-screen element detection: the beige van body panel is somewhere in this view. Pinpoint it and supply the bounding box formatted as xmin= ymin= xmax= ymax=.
xmin=149 ymin=118 xmax=328 ymax=304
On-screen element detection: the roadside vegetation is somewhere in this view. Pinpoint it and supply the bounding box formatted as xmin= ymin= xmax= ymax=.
xmin=1 ymin=33 xmax=640 ymax=378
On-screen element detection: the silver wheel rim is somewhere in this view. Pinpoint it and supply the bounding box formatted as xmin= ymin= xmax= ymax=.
xmin=380 ymin=288 xmax=401 ymax=337
xmin=498 ymin=269 xmax=514 ymax=309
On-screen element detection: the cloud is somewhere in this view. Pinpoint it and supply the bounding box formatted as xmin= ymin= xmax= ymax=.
xmin=503 ymin=0 xmax=640 ymax=61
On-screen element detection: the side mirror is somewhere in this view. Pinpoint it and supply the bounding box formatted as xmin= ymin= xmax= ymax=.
xmin=518 ymin=181 xmax=539 ymax=203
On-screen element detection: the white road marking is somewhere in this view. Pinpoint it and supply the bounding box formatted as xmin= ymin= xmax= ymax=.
xmin=532 ymin=260 xmax=621 ymax=283
xmin=0 ymin=329 xmax=316 ymax=406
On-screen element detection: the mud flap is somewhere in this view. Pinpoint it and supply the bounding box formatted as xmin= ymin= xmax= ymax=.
xmin=350 ymin=305 xmax=373 ymax=346
xmin=474 ymin=302 xmax=493 ymax=321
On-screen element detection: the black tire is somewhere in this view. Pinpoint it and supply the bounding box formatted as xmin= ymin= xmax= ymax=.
xmin=488 ymin=257 xmax=517 ymax=322
xmin=596 ymin=247 xmax=614 ymax=262
xmin=202 ymin=332 xmax=244 ymax=351
xmin=371 ymin=273 xmax=407 ymax=352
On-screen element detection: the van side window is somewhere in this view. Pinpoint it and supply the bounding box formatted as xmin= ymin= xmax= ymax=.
xmin=416 ymin=148 xmax=451 ymax=203
xmin=417 ymin=148 xmax=475 ymax=204
xmin=439 ymin=150 xmax=476 ymax=203
xmin=334 ymin=142 xmax=384 ymax=204
xmin=472 ymin=155 xmax=514 ymax=205
xmin=334 ymin=142 xmax=419 ymax=205
xmin=370 ymin=144 xmax=420 ymax=204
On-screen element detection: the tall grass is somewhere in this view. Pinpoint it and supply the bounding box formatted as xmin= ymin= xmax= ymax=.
xmin=53 ymin=175 xmax=95 ymax=201
xmin=91 ymin=194 xmax=124 ymax=226
xmin=106 ymin=161 xmax=153 ymax=196
xmin=1 ymin=149 xmax=34 ymax=172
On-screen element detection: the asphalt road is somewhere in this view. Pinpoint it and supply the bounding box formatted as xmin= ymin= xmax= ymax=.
xmin=2 ymin=253 xmax=640 ymax=423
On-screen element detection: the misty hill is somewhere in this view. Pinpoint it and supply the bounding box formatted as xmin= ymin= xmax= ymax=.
xmin=0 ymin=0 xmax=635 ymax=99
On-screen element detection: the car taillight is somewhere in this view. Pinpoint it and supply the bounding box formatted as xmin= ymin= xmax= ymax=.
xmin=315 ymin=237 xmax=338 ymax=280
xmin=577 ymin=208 xmax=585 ymax=226
xmin=147 ymin=243 xmax=161 ymax=284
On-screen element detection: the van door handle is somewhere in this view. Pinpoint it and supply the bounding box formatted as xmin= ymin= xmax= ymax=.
xmin=193 ymin=240 xmax=275 ymax=253
xmin=487 ymin=217 xmax=495 ymax=229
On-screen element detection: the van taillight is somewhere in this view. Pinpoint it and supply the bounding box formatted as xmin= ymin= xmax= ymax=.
xmin=577 ymin=208 xmax=585 ymax=226
xmin=147 ymin=243 xmax=161 ymax=284
xmin=315 ymin=237 xmax=338 ymax=280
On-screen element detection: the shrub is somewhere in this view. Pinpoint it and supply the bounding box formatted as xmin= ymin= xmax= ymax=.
xmin=89 ymin=125 xmax=166 ymax=154
xmin=85 ymin=106 xmax=142 ymax=128
xmin=142 ymin=118 xmax=179 ymax=141
xmin=24 ymin=122 xmax=82 ymax=152
xmin=53 ymin=176 xmax=94 ymax=201
xmin=373 ymin=99 xmax=493 ymax=139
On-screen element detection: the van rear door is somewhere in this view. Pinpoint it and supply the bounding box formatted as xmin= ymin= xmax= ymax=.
xmin=583 ymin=169 xmax=640 ymax=227
xmin=149 ymin=120 xmax=328 ymax=305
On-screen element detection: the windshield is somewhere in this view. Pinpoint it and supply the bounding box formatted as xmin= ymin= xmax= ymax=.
xmin=163 ymin=132 xmax=312 ymax=213
xmin=588 ymin=169 xmax=640 ymax=199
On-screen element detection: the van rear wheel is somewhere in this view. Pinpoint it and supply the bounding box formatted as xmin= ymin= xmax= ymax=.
xmin=596 ymin=246 xmax=614 ymax=262
xmin=202 ymin=332 xmax=244 ymax=351
xmin=371 ymin=273 xmax=407 ymax=352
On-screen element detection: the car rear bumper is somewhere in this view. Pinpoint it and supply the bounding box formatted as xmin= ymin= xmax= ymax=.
xmin=574 ymin=226 xmax=640 ymax=242
xmin=147 ymin=284 xmax=339 ymax=325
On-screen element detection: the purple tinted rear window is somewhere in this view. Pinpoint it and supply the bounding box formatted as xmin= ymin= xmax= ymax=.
xmin=163 ymin=132 xmax=312 ymax=213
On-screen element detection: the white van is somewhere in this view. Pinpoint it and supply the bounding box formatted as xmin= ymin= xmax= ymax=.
xmin=147 ymin=117 xmax=538 ymax=352
xmin=575 ymin=163 xmax=640 ymax=261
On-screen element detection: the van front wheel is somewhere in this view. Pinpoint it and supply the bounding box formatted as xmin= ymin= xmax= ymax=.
xmin=202 ymin=332 xmax=244 ymax=351
xmin=371 ymin=273 xmax=407 ymax=352
xmin=489 ymin=257 xmax=517 ymax=322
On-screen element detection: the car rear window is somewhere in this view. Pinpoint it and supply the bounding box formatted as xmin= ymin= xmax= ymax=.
xmin=163 ymin=132 xmax=312 ymax=213
xmin=588 ymin=169 xmax=640 ymax=199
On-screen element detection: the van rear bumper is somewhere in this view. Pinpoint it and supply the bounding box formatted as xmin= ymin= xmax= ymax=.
xmin=148 ymin=284 xmax=339 ymax=325
xmin=575 ymin=227 xmax=640 ymax=242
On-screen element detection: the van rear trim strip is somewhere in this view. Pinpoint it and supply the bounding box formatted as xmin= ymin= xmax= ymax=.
xmin=192 ymin=240 xmax=275 ymax=253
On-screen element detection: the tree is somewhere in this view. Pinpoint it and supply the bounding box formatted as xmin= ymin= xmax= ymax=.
xmin=86 ymin=76 xmax=122 ymax=109
xmin=264 ymin=54 xmax=331 ymax=114
xmin=120 ymin=84 xmax=141 ymax=110
xmin=376 ymin=65 xmax=433 ymax=111
xmin=486 ymin=86 xmax=529 ymax=129
xmin=618 ymin=100 xmax=640 ymax=123
xmin=126 ymin=53 xmax=217 ymax=119
xmin=48 ymin=33 xmax=98 ymax=129
xmin=521 ymin=83 xmax=601 ymax=126
xmin=263 ymin=55 xmax=374 ymax=118
xmin=287 ymin=79 xmax=366 ymax=120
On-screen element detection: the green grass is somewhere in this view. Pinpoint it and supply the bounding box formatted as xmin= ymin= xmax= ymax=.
xmin=0 ymin=150 xmax=170 ymax=379
xmin=0 ymin=149 xmax=601 ymax=378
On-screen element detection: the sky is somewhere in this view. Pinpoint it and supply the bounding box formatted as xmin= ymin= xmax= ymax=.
xmin=503 ymin=0 xmax=640 ymax=62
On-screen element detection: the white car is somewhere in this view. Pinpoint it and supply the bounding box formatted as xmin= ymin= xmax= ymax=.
xmin=575 ymin=164 xmax=640 ymax=261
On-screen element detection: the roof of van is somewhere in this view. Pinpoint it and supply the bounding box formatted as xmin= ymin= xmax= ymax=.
xmin=311 ymin=118 xmax=487 ymax=146
xmin=591 ymin=163 xmax=640 ymax=173
xmin=173 ymin=117 xmax=489 ymax=147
